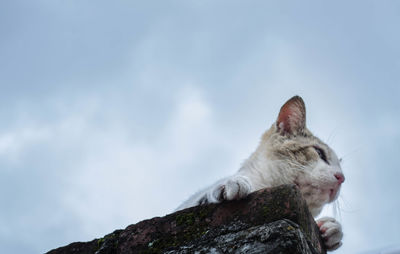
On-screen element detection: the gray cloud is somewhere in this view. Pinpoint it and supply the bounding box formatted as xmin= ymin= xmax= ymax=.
xmin=1 ymin=1 xmax=399 ymax=253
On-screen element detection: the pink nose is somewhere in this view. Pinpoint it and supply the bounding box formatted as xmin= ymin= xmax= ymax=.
xmin=334 ymin=173 xmax=345 ymax=184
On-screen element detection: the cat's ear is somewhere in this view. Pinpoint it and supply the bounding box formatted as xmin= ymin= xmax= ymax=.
xmin=276 ymin=96 xmax=306 ymax=135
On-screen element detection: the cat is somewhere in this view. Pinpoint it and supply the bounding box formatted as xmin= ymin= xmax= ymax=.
xmin=176 ymin=96 xmax=344 ymax=251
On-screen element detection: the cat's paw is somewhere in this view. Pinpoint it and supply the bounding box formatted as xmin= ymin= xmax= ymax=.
xmin=317 ymin=217 xmax=343 ymax=251
xmin=213 ymin=176 xmax=252 ymax=201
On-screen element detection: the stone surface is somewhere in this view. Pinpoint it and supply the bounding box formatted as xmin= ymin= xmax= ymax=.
xmin=163 ymin=219 xmax=320 ymax=254
xmin=46 ymin=184 xmax=326 ymax=254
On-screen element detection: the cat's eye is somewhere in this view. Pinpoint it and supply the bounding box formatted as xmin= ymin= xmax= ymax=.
xmin=313 ymin=146 xmax=329 ymax=164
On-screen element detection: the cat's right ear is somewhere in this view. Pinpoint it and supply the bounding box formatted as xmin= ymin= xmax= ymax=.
xmin=276 ymin=96 xmax=306 ymax=135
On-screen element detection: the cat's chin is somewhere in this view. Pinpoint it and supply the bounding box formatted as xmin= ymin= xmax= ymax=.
xmin=328 ymin=186 xmax=341 ymax=203
xmin=294 ymin=178 xmax=341 ymax=201
xmin=307 ymin=188 xmax=341 ymax=221
xmin=293 ymin=181 xmax=337 ymax=216
xmin=309 ymin=206 xmax=323 ymax=217
xmin=307 ymin=194 xmax=330 ymax=217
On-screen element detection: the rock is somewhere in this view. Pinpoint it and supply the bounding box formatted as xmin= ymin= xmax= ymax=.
xmin=164 ymin=219 xmax=320 ymax=254
xmin=46 ymin=184 xmax=326 ymax=254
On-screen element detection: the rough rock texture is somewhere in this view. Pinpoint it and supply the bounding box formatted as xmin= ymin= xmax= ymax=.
xmin=163 ymin=219 xmax=321 ymax=254
xmin=47 ymin=184 xmax=326 ymax=254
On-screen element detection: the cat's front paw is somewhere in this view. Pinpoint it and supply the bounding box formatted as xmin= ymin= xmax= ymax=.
xmin=317 ymin=217 xmax=343 ymax=251
xmin=213 ymin=176 xmax=252 ymax=201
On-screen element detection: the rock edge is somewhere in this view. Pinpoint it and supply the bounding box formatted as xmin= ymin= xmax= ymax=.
xmin=46 ymin=184 xmax=326 ymax=254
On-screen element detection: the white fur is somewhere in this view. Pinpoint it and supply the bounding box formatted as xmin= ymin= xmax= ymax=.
xmin=177 ymin=141 xmax=343 ymax=217
xmin=176 ymin=96 xmax=345 ymax=251
xmin=317 ymin=217 xmax=343 ymax=251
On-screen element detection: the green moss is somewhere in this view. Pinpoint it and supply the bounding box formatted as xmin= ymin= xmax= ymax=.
xmin=97 ymin=238 xmax=104 ymax=245
xmin=262 ymin=205 xmax=271 ymax=217
xmin=287 ymin=225 xmax=295 ymax=231
xmin=94 ymin=231 xmax=121 ymax=253
xmin=97 ymin=238 xmax=104 ymax=249
xmin=142 ymin=208 xmax=213 ymax=253
xmin=175 ymin=207 xmax=211 ymax=226
xmin=198 ymin=207 xmax=210 ymax=219
xmin=176 ymin=212 xmax=195 ymax=226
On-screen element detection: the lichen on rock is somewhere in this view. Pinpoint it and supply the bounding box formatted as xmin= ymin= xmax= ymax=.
xmin=46 ymin=184 xmax=326 ymax=254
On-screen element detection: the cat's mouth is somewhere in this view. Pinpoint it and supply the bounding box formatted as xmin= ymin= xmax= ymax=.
xmin=329 ymin=188 xmax=336 ymax=201
xmin=328 ymin=186 xmax=340 ymax=202
xmin=293 ymin=178 xmax=340 ymax=203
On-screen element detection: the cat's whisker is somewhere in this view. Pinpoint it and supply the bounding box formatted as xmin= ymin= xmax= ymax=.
xmin=336 ymin=195 xmax=359 ymax=213
xmin=332 ymin=201 xmax=337 ymax=218
xmin=326 ymin=127 xmax=339 ymax=145
xmin=272 ymin=159 xmax=309 ymax=171
xmin=335 ymin=200 xmax=343 ymax=221
xmin=340 ymin=145 xmax=364 ymax=161
xmin=177 ymin=96 xmax=344 ymax=251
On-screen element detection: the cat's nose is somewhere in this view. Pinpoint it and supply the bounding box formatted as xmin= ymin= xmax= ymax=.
xmin=334 ymin=173 xmax=345 ymax=184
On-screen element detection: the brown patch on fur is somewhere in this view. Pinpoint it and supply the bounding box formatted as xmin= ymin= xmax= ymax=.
xmin=274 ymin=143 xmax=319 ymax=166
xmin=261 ymin=123 xmax=331 ymax=167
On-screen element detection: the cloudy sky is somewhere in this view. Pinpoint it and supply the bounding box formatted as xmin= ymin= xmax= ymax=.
xmin=1 ymin=1 xmax=400 ymax=253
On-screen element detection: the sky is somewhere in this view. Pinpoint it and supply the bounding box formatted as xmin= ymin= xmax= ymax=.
xmin=1 ymin=1 xmax=400 ymax=253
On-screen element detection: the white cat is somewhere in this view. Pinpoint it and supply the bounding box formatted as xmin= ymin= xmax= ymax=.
xmin=177 ymin=96 xmax=344 ymax=251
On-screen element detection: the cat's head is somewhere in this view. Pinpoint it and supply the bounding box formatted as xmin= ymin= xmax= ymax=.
xmin=261 ymin=96 xmax=344 ymax=216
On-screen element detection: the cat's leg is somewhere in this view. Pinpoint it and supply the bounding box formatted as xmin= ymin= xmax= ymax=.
xmin=177 ymin=175 xmax=253 ymax=210
xmin=210 ymin=175 xmax=252 ymax=202
xmin=316 ymin=217 xmax=343 ymax=251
